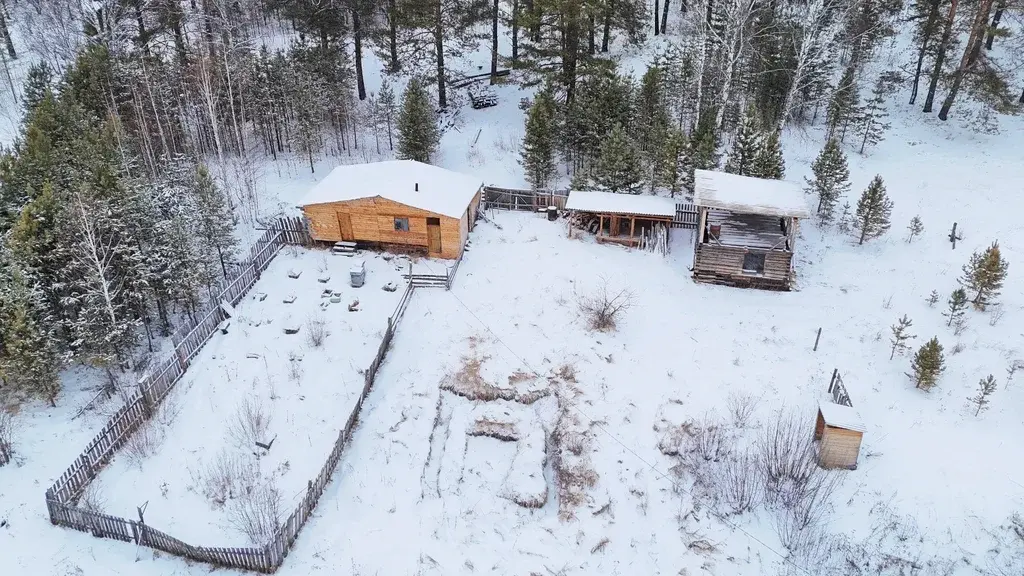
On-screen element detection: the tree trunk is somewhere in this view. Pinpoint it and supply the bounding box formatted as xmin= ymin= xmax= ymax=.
xmin=0 ymin=8 xmax=14 ymax=59
xmin=655 ymin=0 xmax=660 ymax=36
xmin=985 ymin=4 xmax=1004 ymax=50
xmin=434 ymin=0 xmax=446 ymax=108
xmin=588 ymin=16 xmax=595 ymax=55
xmin=909 ymin=0 xmax=940 ymax=105
xmin=661 ymin=0 xmax=671 ymax=33
xmin=133 ymin=2 xmax=149 ymax=56
xmin=354 ymin=9 xmax=366 ymax=100
xmin=490 ymin=0 xmax=499 ymax=83
xmin=512 ymin=0 xmax=520 ymax=65
xmin=601 ymin=7 xmax=611 ymax=52
xmin=1019 ymin=85 xmax=1024 ymax=104
xmin=922 ymin=0 xmax=958 ymax=113
xmin=938 ymin=0 xmax=995 ymax=120
xmin=387 ymin=0 xmax=400 ymax=71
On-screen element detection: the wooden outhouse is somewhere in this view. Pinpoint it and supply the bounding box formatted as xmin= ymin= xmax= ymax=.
xmin=814 ymin=402 xmax=865 ymax=470
xmin=692 ymin=170 xmax=810 ymax=290
xmin=299 ymin=160 xmax=483 ymax=259
xmin=564 ymin=191 xmax=676 ymax=248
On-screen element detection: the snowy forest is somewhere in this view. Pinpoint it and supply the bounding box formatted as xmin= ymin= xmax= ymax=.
xmin=0 ymin=0 xmax=1021 ymax=405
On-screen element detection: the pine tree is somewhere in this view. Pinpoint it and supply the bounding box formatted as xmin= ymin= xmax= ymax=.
xmin=805 ymin=140 xmax=851 ymax=225
xmin=0 ymin=251 xmax=64 ymax=403
xmin=750 ymin=131 xmax=785 ymax=180
xmin=943 ymin=288 xmax=968 ymax=327
xmin=655 ymin=127 xmax=695 ymax=199
xmin=592 ymin=124 xmax=644 ymax=194
xmin=855 ymin=76 xmax=891 ymax=154
xmin=634 ymin=65 xmax=670 ymax=153
xmin=969 ymin=374 xmax=997 ymax=416
xmin=520 ymin=88 xmax=558 ymax=190
xmin=837 ymin=202 xmax=853 ymax=233
xmin=907 ymin=216 xmax=924 ymax=242
xmin=691 ymin=108 xmax=721 ymax=170
xmin=724 ymin=109 xmax=762 ymax=176
xmin=926 ymin=290 xmax=940 ymax=307
xmin=826 ymin=64 xmax=860 ymax=142
xmin=397 ymin=77 xmax=439 ymax=163
xmin=910 ymin=337 xmax=945 ymax=391
xmin=378 ymin=78 xmax=398 ymax=151
xmin=959 ymin=242 xmax=1009 ymax=309
xmin=22 ymin=61 xmax=53 ymax=114
xmin=890 ymin=315 xmax=916 ymax=360
xmin=193 ymin=166 xmax=237 ymax=280
xmin=853 ymin=175 xmax=893 ymax=244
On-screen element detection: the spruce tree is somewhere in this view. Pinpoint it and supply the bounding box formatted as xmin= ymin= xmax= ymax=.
xmin=959 ymin=242 xmax=1009 ymax=309
xmin=907 ymin=216 xmax=924 ymax=243
xmin=193 ymin=166 xmax=237 ymax=280
xmin=22 ymin=61 xmax=53 ymax=114
xmin=826 ymin=64 xmax=860 ymax=142
xmin=853 ymin=175 xmax=893 ymax=244
xmin=805 ymin=140 xmax=851 ymax=225
xmin=969 ymin=374 xmax=997 ymax=416
xmin=750 ymin=131 xmax=785 ymax=180
xmin=856 ymin=76 xmax=891 ymax=154
xmin=397 ymin=77 xmax=439 ymax=163
xmin=691 ymin=108 xmax=721 ymax=170
xmin=910 ymin=337 xmax=945 ymax=391
xmin=943 ymin=288 xmax=968 ymax=327
xmin=592 ymin=124 xmax=644 ymax=194
xmin=655 ymin=127 xmax=695 ymax=199
xmin=724 ymin=109 xmax=761 ymax=176
xmin=889 ymin=315 xmax=916 ymax=360
xmin=520 ymin=88 xmax=558 ymax=190
xmin=378 ymin=78 xmax=398 ymax=151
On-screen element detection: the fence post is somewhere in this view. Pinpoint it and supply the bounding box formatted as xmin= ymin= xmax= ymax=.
xmin=137 ymin=376 xmax=154 ymax=417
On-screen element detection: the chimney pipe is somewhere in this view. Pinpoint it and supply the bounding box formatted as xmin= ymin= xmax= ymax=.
xmin=415 ymin=182 xmax=419 ymax=192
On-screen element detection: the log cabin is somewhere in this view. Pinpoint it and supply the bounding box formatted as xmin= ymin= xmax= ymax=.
xmin=564 ymin=191 xmax=676 ymax=248
xmin=692 ymin=170 xmax=810 ymax=290
xmin=299 ymin=160 xmax=483 ymax=259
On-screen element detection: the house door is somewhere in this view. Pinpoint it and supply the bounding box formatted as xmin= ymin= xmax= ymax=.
xmin=337 ymin=213 xmax=354 ymax=241
xmin=426 ymin=217 xmax=442 ymax=254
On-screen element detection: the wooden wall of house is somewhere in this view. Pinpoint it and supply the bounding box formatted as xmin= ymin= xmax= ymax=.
xmin=819 ymin=426 xmax=863 ymax=469
xmin=693 ymin=244 xmax=794 ymax=289
xmin=304 ymin=197 xmax=466 ymax=258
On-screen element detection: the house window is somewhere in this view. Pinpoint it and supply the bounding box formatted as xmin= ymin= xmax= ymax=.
xmin=394 ymin=217 xmax=410 ymax=232
xmin=742 ymin=252 xmax=766 ymax=274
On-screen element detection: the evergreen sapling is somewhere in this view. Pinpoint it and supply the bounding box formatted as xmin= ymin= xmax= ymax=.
xmin=854 ymin=175 xmax=893 ymax=244
xmin=906 ymin=215 xmax=924 ymax=243
xmin=655 ymin=127 xmax=695 ymax=199
xmin=910 ymin=337 xmax=945 ymax=391
xmin=943 ymin=288 xmax=968 ymax=327
xmin=724 ymin=109 xmax=762 ymax=176
xmin=926 ymin=290 xmax=939 ymax=307
xmin=968 ymin=374 xmax=997 ymax=416
xmin=856 ymin=76 xmax=891 ymax=154
xmin=889 ymin=314 xmax=915 ymax=360
xmin=959 ymin=241 xmax=1008 ymax=309
xmin=592 ymin=124 xmax=644 ymax=194
xmin=750 ymin=130 xmax=785 ymax=180
xmin=397 ymin=77 xmax=439 ymax=163
xmin=804 ymin=140 xmax=851 ymax=224
xmin=520 ymin=88 xmax=558 ymax=190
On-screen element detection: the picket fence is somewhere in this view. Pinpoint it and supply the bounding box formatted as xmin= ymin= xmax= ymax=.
xmin=45 ymin=222 xmax=418 ymax=573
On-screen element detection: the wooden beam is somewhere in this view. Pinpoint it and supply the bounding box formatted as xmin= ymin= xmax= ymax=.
xmin=630 ymin=217 xmax=635 ymax=238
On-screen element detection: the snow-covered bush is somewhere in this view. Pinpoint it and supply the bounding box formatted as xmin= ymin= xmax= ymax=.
xmin=226 ymin=479 xmax=282 ymax=544
xmin=577 ymin=282 xmax=633 ymax=331
xmin=305 ymin=314 xmax=328 ymax=348
xmin=228 ymin=397 xmax=273 ymax=450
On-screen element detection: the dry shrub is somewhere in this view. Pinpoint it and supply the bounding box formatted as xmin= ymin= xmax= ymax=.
xmin=228 ymin=397 xmax=272 ymax=450
xmin=226 ymin=479 xmax=282 ymax=544
xmin=716 ymin=450 xmax=763 ymax=515
xmin=467 ymin=418 xmax=519 ymax=442
xmin=577 ymin=281 xmax=633 ymax=331
xmin=551 ymin=404 xmax=597 ymax=520
xmin=78 ymin=481 xmax=106 ymax=513
xmin=123 ymin=420 xmax=165 ymax=469
xmin=305 ymin=314 xmax=328 ymax=348
xmin=555 ymin=363 xmax=578 ymax=383
xmin=192 ymin=449 xmax=260 ymax=507
xmin=727 ymin=392 xmax=759 ymax=428
xmin=684 ymin=413 xmax=730 ymax=464
xmin=0 ymin=410 xmax=14 ymax=464
xmin=440 ymin=354 xmax=551 ymax=404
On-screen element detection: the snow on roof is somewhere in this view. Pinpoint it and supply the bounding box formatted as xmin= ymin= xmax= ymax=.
xmin=565 ymin=191 xmax=677 ymax=217
xmin=298 ymin=160 xmax=483 ymax=218
xmin=818 ymin=402 xmax=866 ymax=433
xmin=693 ymin=170 xmax=810 ymax=218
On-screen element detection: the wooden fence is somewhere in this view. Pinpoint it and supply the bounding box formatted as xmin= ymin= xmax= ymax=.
xmin=674 ymin=203 xmax=699 ymax=229
xmin=258 ymin=215 xmax=312 ymax=246
xmin=483 ymin=186 xmax=569 ymax=211
xmin=45 ymin=231 xmax=419 ymax=572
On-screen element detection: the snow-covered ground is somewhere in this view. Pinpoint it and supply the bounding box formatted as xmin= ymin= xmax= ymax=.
xmin=88 ymin=248 xmax=413 ymax=546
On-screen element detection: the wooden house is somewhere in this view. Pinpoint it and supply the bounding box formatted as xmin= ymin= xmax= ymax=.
xmin=565 ymin=191 xmax=676 ymax=248
xmin=814 ymin=402 xmax=865 ymax=470
xmin=692 ymin=170 xmax=810 ymax=290
xmin=299 ymin=160 xmax=483 ymax=259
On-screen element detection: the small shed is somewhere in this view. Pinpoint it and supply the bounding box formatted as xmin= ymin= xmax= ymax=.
xmin=692 ymin=170 xmax=810 ymax=290
xmin=565 ymin=191 xmax=676 ymax=248
xmin=814 ymin=402 xmax=865 ymax=470
xmin=299 ymin=160 xmax=483 ymax=259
